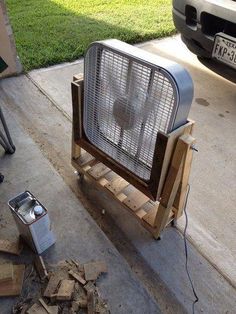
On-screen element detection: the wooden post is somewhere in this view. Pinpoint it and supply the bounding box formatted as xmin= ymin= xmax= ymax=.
xmin=152 ymin=134 xmax=195 ymax=238
xmin=71 ymin=75 xmax=84 ymax=162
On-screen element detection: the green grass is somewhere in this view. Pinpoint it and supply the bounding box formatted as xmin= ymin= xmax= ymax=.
xmin=6 ymin=0 xmax=175 ymax=71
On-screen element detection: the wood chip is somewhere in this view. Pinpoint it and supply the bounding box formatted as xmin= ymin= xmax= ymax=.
xmin=38 ymin=298 xmax=51 ymax=314
xmin=0 ymin=238 xmax=23 ymax=255
xmin=96 ymin=297 xmax=109 ymax=314
xmin=84 ymin=261 xmax=107 ymax=281
xmin=70 ymin=259 xmax=79 ymax=268
xmin=56 ymin=279 xmax=75 ymax=301
xmin=78 ymin=297 xmax=88 ymax=308
xmin=34 ymin=256 xmax=48 ymax=280
xmin=49 ymin=294 xmax=57 ymax=303
xmin=0 ymin=264 xmax=25 ymax=296
xmin=68 ymin=270 xmax=86 ymax=285
xmin=0 ymin=263 xmax=13 ymax=283
xmin=43 ymin=274 xmax=61 ymax=298
xmin=47 ymin=306 xmax=58 ymax=314
xmin=26 ymin=303 xmax=58 ymax=314
xmin=71 ymin=301 xmax=79 ymax=312
xmin=87 ymin=290 xmax=96 ymax=314
xmin=84 ymin=281 xmax=96 ymax=293
xmin=27 ymin=303 xmax=47 ymax=314
xmin=72 ymin=297 xmax=88 ymax=311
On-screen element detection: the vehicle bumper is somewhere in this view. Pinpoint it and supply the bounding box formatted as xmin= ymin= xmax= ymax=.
xmin=173 ymin=0 xmax=236 ymax=56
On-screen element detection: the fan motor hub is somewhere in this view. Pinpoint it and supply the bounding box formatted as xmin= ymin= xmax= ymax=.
xmin=113 ymin=96 xmax=137 ymax=130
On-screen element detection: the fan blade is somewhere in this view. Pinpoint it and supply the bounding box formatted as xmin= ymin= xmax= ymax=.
xmin=135 ymin=70 xmax=155 ymax=160
xmin=106 ymin=63 xmax=122 ymax=97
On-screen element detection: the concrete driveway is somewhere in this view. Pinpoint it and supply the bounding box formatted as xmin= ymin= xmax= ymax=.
xmin=0 ymin=35 xmax=235 ymax=313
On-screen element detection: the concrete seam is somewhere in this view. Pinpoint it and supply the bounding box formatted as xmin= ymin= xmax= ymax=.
xmin=26 ymin=73 xmax=72 ymax=122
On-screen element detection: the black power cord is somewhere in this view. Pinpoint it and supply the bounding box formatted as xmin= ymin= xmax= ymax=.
xmin=183 ymin=184 xmax=199 ymax=314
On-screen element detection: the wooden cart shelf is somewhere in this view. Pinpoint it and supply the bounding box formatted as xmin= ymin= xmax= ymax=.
xmin=71 ymin=75 xmax=195 ymax=239
xmin=72 ymin=151 xmax=176 ymax=235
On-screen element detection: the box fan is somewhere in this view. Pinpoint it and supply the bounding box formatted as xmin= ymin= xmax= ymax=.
xmin=73 ymin=39 xmax=194 ymax=200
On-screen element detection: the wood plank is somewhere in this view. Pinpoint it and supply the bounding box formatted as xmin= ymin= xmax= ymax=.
xmin=0 ymin=264 xmax=25 ymax=296
xmin=84 ymin=261 xmax=107 ymax=281
xmin=56 ymin=279 xmax=75 ymax=301
xmin=73 ymin=73 xmax=83 ymax=82
xmin=68 ymin=270 xmax=86 ymax=285
xmin=0 ymin=238 xmax=23 ymax=255
xmin=150 ymin=120 xmax=194 ymax=200
xmin=123 ymin=190 xmax=149 ymax=211
xmin=34 ymin=256 xmax=48 ymax=280
xmin=0 ymin=263 xmax=13 ymax=283
xmin=88 ymin=162 xmax=110 ymax=180
xmin=105 ymin=177 xmax=129 ymax=195
xmin=174 ymin=141 xmax=194 ymax=218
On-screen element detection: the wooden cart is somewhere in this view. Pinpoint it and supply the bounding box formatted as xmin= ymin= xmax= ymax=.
xmin=71 ymin=75 xmax=195 ymax=239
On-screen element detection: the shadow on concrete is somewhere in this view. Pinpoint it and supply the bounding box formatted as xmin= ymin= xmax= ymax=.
xmin=198 ymin=57 xmax=236 ymax=84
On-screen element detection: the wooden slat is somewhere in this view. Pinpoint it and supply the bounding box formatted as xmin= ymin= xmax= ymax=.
xmin=88 ymin=162 xmax=111 ymax=180
xmin=98 ymin=177 xmax=109 ymax=187
xmin=77 ymin=152 xmax=95 ymax=167
xmin=135 ymin=209 xmax=147 ymax=219
xmin=105 ymin=177 xmax=129 ymax=195
xmin=142 ymin=206 xmax=158 ymax=227
xmin=116 ymin=193 xmax=127 ymax=202
xmin=123 ymin=190 xmax=149 ymax=211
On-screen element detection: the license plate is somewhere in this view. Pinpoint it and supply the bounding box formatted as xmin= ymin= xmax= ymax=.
xmin=212 ymin=33 xmax=236 ymax=69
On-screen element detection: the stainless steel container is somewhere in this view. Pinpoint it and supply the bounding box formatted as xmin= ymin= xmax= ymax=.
xmin=8 ymin=191 xmax=56 ymax=254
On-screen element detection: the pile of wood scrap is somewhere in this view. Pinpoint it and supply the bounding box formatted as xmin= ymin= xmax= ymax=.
xmin=0 ymin=236 xmax=109 ymax=313
xmin=13 ymin=258 xmax=109 ymax=314
xmin=0 ymin=238 xmax=25 ymax=297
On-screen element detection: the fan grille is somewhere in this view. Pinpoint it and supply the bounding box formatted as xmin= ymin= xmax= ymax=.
xmin=84 ymin=45 xmax=178 ymax=181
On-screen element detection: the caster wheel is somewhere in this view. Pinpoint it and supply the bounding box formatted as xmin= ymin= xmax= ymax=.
xmin=155 ymin=235 xmax=162 ymax=241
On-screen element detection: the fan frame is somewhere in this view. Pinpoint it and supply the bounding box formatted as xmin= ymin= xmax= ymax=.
xmin=72 ymin=76 xmax=193 ymax=201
